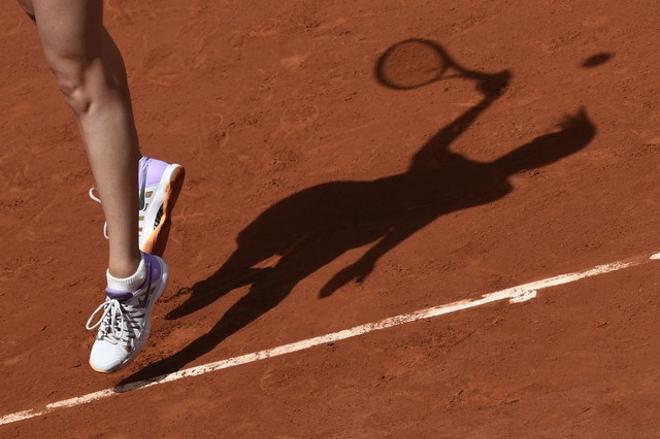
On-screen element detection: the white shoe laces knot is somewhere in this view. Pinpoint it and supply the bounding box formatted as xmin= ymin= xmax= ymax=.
xmin=86 ymin=298 xmax=136 ymax=343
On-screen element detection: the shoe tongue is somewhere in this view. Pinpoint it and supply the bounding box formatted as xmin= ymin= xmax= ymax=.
xmin=105 ymin=288 xmax=134 ymax=301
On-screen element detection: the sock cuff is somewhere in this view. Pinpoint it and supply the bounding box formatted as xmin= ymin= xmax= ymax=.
xmin=106 ymin=255 xmax=147 ymax=292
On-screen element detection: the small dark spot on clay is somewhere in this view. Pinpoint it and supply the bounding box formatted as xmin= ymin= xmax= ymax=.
xmin=582 ymin=52 xmax=613 ymax=68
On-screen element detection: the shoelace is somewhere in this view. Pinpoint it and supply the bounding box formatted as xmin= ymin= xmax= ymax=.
xmin=88 ymin=187 xmax=109 ymax=239
xmin=85 ymin=297 xmax=136 ymax=344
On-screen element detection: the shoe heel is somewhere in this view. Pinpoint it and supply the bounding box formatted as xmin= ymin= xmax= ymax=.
xmin=146 ymin=165 xmax=185 ymax=256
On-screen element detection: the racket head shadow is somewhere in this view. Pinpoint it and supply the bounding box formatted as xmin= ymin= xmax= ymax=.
xmin=375 ymin=39 xmax=450 ymax=90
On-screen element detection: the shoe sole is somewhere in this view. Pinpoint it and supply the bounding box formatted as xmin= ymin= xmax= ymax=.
xmin=90 ymin=256 xmax=169 ymax=374
xmin=141 ymin=164 xmax=185 ymax=256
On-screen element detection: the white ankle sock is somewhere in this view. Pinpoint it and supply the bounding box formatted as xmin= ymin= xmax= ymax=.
xmin=106 ymin=256 xmax=147 ymax=292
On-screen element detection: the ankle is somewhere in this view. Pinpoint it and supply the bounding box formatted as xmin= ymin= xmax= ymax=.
xmin=107 ymin=254 xmax=145 ymax=290
xmin=108 ymin=251 xmax=142 ymax=278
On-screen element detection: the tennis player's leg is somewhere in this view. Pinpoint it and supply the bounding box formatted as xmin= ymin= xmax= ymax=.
xmin=31 ymin=0 xmax=140 ymax=277
xmin=29 ymin=0 xmax=168 ymax=372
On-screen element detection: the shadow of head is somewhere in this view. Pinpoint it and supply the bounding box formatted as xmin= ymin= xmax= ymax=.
xmin=494 ymin=107 xmax=596 ymax=175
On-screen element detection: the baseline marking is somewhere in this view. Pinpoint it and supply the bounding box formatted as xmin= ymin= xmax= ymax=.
xmin=2 ymin=251 xmax=658 ymax=427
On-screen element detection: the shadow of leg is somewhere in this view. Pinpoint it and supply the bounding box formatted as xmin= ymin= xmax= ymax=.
xmin=123 ymin=237 xmax=350 ymax=383
xmin=120 ymin=265 xmax=297 ymax=384
xmin=167 ymin=247 xmax=272 ymax=319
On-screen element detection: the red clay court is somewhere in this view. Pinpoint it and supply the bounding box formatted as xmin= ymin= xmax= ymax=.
xmin=2 ymin=0 xmax=660 ymax=437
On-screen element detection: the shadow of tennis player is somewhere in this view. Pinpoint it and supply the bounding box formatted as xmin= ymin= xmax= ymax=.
xmin=121 ymin=39 xmax=596 ymax=383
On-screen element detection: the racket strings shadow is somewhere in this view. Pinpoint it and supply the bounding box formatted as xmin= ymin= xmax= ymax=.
xmin=119 ymin=40 xmax=596 ymax=384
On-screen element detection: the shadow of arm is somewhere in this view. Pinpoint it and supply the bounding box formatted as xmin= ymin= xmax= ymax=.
xmin=319 ymin=214 xmax=433 ymax=297
xmin=408 ymin=70 xmax=511 ymax=172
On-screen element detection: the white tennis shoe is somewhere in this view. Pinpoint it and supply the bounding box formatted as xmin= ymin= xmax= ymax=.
xmin=88 ymin=156 xmax=185 ymax=254
xmin=86 ymin=253 xmax=168 ymax=373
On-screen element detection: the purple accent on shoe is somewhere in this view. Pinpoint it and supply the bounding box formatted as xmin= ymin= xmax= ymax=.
xmin=140 ymin=156 xmax=169 ymax=187
xmin=105 ymin=254 xmax=154 ymax=300
xmin=144 ymin=252 xmax=162 ymax=285
xmin=105 ymin=289 xmax=134 ymax=300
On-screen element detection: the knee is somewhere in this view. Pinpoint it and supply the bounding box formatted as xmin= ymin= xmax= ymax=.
xmin=46 ymin=53 xmax=116 ymax=117
xmin=50 ymin=63 xmax=92 ymax=115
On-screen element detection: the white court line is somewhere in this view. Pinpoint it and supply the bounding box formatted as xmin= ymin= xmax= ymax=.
xmin=2 ymin=251 xmax=659 ymax=427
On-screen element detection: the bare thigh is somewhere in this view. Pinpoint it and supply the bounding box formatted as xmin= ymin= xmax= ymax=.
xmin=26 ymin=0 xmax=108 ymax=116
xmin=31 ymin=1 xmax=103 ymax=65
